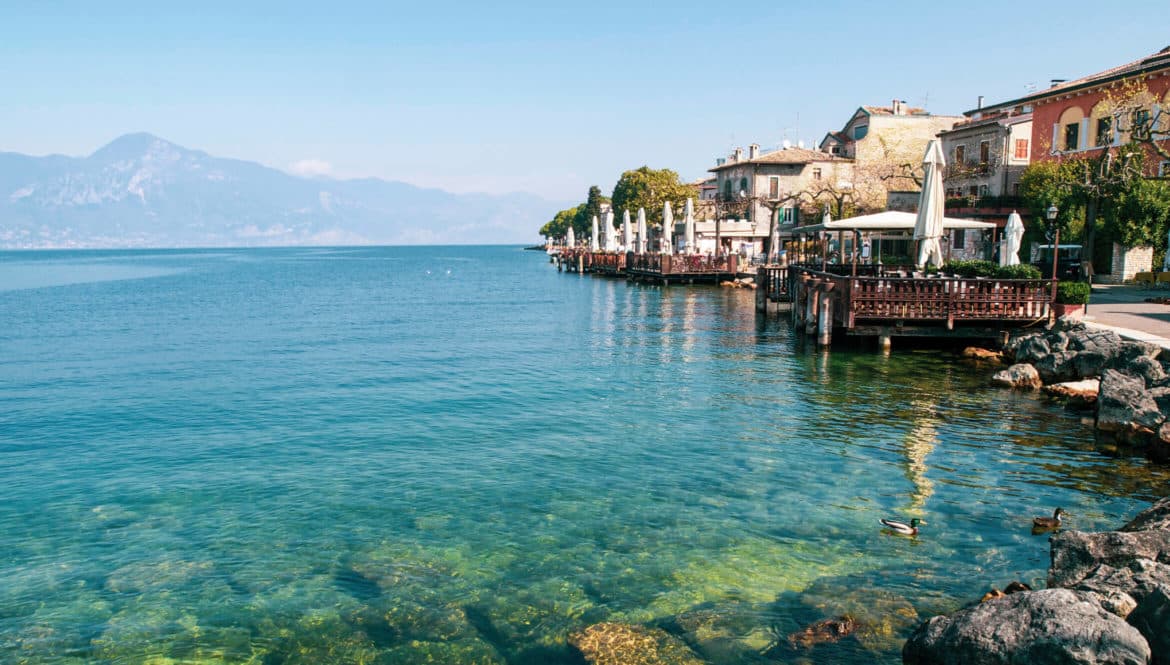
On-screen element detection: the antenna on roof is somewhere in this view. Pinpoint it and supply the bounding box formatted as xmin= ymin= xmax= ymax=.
xmin=1025 ymin=82 xmax=1038 ymax=93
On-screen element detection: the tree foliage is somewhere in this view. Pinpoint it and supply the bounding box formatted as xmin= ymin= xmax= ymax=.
xmin=539 ymin=185 xmax=610 ymax=242
xmin=610 ymin=167 xmax=697 ymax=227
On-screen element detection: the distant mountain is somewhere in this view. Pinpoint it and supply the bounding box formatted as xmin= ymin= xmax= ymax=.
xmin=0 ymin=133 xmax=565 ymax=248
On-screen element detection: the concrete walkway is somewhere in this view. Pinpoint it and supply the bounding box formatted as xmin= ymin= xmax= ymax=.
xmin=1082 ymin=284 xmax=1170 ymax=350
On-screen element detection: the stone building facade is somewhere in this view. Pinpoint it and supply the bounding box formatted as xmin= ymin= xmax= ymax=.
xmin=819 ymin=101 xmax=963 ymax=211
xmin=939 ymin=112 xmax=1033 ymax=200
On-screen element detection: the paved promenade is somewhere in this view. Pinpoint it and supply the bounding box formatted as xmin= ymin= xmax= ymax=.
xmin=1083 ymin=284 xmax=1170 ymax=350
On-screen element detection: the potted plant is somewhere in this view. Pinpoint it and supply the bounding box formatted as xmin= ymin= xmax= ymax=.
xmin=1054 ymin=281 xmax=1091 ymax=320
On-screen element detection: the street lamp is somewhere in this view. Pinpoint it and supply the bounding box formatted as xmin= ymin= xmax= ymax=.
xmin=1046 ymin=203 xmax=1060 ymax=305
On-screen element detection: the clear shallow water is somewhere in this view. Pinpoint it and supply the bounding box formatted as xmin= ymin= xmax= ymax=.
xmin=1 ymin=245 xmax=1168 ymax=664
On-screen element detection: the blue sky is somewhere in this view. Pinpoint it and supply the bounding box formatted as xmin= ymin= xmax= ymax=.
xmin=2 ymin=0 xmax=1168 ymax=202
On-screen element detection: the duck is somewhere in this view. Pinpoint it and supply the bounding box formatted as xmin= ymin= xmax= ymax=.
xmin=1033 ymin=508 xmax=1067 ymax=530
xmin=880 ymin=517 xmax=925 ymax=535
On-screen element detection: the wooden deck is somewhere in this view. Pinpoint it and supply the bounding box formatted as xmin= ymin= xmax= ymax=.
xmin=781 ymin=265 xmax=1053 ymax=347
xmin=625 ymin=253 xmax=738 ymax=284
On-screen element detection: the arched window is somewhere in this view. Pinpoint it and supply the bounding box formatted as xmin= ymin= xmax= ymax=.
xmin=722 ymin=179 xmax=732 ymax=199
xmin=738 ymin=177 xmax=748 ymax=194
xmin=1058 ymin=106 xmax=1085 ymax=152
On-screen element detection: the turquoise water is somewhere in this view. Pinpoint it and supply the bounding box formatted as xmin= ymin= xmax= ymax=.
xmin=1 ymin=245 xmax=1168 ymax=664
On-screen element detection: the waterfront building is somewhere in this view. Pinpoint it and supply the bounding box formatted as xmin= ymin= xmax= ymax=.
xmin=706 ymin=144 xmax=852 ymax=257
xmin=819 ymin=100 xmax=963 ymax=211
xmin=939 ymin=110 xmax=1033 ymax=201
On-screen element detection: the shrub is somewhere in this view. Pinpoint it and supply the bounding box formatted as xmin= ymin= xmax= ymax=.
xmin=945 ymin=259 xmax=998 ymax=277
xmin=1056 ymin=280 xmax=1091 ymax=304
xmin=994 ymin=264 xmax=1042 ymax=279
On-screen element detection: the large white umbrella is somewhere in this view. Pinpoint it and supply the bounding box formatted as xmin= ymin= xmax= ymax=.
xmin=914 ymin=139 xmax=947 ymax=268
xmin=636 ymin=208 xmax=647 ymax=254
xmin=1164 ymin=228 xmax=1170 ymax=271
xmin=590 ymin=215 xmax=600 ymax=251
xmin=684 ymin=198 xmax=695 ymax=253
xmin=1000 ymin=210 xmax=1025 ymax=267
xmin=604 ymin=211 xmax=615 ymax=251
xmin=566 ymin=225 xmax=575 ymax=248
xmin=662 ymin=201 xmax=674 ymax=255
xmin=622 ymin=209 xmax=632 ymax=251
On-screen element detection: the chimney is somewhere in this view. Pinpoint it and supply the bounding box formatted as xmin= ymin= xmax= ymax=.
xmin=977 ymin=95 xmax=984 ymax=110
xmin=715 ymin=157 xmax=726 ymax=166
xmin=892 ymin=99 xmax=904 ymax=115
xmin=748 ymin=143 xmax=760 ymax=159
xmin=1050 ymin=79 xmax=1067 ymax=88
xmin=733 ymin=147 xmax=743 ymax=162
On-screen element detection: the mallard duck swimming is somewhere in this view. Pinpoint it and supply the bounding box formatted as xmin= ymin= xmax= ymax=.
xmin=880 ymin=517 xmax=925 ymax=535
xmin=1033 ymin=508 xmax=1067 ymax=529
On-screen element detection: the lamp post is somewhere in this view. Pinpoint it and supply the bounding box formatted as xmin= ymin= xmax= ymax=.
xmin=1046 ymin=203 xmax=1060 ymax=304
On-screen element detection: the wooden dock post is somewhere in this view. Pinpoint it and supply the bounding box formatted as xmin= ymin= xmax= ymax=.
xmin=878 ymin=328 xmax=892 ymax=351
xmin=804 ymin=285 xmax=818 ymax=336
xmin=817 ymin=291 xmax=832 ymax=347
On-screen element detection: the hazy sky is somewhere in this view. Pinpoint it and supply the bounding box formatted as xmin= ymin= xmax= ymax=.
xmin=2 ymin=1 xmax=1168 ymax=201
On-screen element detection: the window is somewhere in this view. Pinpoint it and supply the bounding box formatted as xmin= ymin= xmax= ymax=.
xmin=723 ymin=179 xmax=732 ymax=198
xmin=812 ymin=168 xmax=822 ymax=181
xmin=1014 ymin=138 xmax=1029 ymax=159
xmin=1133 ymin=109 xmax=1151 ymax=134
xmin=853 ymin=125 xmax=868 ymax=140
xmin=768 ymin=177 xmax=779 ymax=199
xmin=1095 ymin=117 xmax=1113 ymax=146
xmin=978 ymin=185 xmax=989 ymax=196
xmin=779 ymin=207 xmax=794 ymax=224
xmin=953 ymin=229 xmax=966 ymax=249
xmin=1160 ymin=161 xmax=1170 ymax=177
xmin=738 ymin=177 xmax=748 ymax=195
xmin=954 ymin=144 xmax=966 ymax=164
xmin=968 ymin=186 xmax=979 ymax=197
xmin=979 ymin=141 xmax=990 ymax=174
xmin=1064 ymin=123 xmax=1080 ymax=151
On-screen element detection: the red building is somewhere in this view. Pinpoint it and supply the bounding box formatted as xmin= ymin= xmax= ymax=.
xmin=970 ymin=46 xmax=1170 ymax=176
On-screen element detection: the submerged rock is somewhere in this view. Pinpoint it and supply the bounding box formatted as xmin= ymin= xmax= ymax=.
xmin=568 ymin=622 xmax=703 ymax=665
xmin=902 ymin=588 xmax=1149 ymax=665
xmin=787 ymin=614 xmax=857 ymax=649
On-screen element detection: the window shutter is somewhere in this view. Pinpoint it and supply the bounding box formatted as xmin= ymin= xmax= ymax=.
xmin=1052 ymin=124 xmax=1060 ymax=153
xmin=1079 ymin=118 xmax=1090 ymax=150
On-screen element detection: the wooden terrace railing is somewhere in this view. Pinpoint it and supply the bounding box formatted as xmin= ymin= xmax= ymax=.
xmin=625 ymin=253 xmax=738 ymax=276
xmin=796 ymin=268 xmax=1052 ymax=331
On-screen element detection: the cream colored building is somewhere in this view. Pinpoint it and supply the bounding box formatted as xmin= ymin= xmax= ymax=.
xmin=820 ymin=100 xmax=963 ymax=210
xmin=708 ymin=144 xmax=852 ymax=224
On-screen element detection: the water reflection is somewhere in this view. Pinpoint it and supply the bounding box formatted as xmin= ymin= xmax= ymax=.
xmin=902 ymin=400 xmax=938 ymax=513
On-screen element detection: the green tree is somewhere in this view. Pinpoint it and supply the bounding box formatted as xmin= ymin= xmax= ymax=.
xmin=539 ymin=204 xmax=586 ymax=242
xmin=610 ymin=167 xmax=697 ymax=227
xmin=572 ymin=185 xmax=610 ymax=235
xmin=1109 ymin=176 xmax=1170 ymax=249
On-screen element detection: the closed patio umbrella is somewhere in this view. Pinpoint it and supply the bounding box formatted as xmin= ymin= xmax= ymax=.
xmin=590 ymin=215 xmax=599 ymax=252
xmin=604 ymin=210 xmax=615 ymax=251
xmin=566 ymin=225 xmax=575 ymax=248
xmin=622 ymin=209 xmax=632 ymax=251
xmin=636 ymin=208 xmax=647 ymax=254
xmin=1000 ymin=211 xmax=1024 ymax=267
xmin=662 ymin=201 xmax=673 ymax=255
xmin=914 ymin=139 xmax=946 ymax=268
xmin=684 ymin=198 xmax=695 ymax=253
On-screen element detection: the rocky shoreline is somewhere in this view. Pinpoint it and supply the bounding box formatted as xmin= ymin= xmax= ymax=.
xmin=987 ymin=318 xmax=1170 ymax=458
xmin=904 ymin=497 xmax=1170 ymax=664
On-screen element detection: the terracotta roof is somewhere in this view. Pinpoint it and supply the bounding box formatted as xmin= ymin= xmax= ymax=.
xmin=940 ymin=112 xmax=1033 ymax=135
xmin=971 ymin=46 xmax=1170 ymax=115
xmin=863 ymin=105 xmax=929 ymax=116
xmin=821 ymin=131 xmax=849 ymax=144
xmin=709 ymin=147 xmax=850 ymax=172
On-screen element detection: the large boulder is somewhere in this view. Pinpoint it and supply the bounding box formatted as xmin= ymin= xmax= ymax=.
xmin=1069 ymin=328 xmax=1123 ymax=355
xmin=902 ymin=588 xmax=1149 ymax=665
xmin=1049 ymin=529 xmax=1170 ymax=590
xmin=1121 ymin=497 xmax=1170 ymax=533
xmin=1127 ymin=586 xmax=1170 ymax=665
xmin=991 ymin=364 xmax=1042 ymax=390
xmin=1036 ymin=350 xmax=1081 ymax=384
xmin=1013 ymin=335 xmax=1051 ymax=365
xmin=1115 ymin=341 xmax=1164 ymax=365
xmin=1097 ymin=370 xmax=1166 ymax=437
xmin=1122 ymin=356 xmax=1167 ymax=388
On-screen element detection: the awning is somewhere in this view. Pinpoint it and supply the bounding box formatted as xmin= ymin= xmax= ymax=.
xmin=791 ymin=210 xmax=996 ymax=235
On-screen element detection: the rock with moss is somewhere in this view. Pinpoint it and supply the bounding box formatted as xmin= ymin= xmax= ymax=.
xmin=568 ymin=622 xmax=704 ymax=665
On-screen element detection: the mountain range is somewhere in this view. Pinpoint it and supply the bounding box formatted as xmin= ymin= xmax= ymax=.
xmin=0 ymin=133 xmax=564 ymax=248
